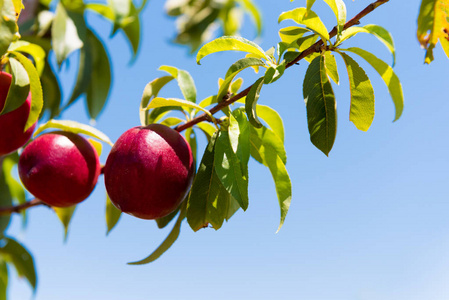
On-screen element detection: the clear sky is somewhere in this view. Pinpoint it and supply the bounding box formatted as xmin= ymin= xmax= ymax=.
xmin=7 ymin=0 xmax=449 ymax=299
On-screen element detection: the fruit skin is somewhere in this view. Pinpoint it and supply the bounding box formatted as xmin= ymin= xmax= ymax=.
xmin=0 ymin=72 xmax=36 ymax=156
xmin=104 ymin=124 xmax=194 ymax=220
xmin=18 ymin=132 xmax=101 ymax=207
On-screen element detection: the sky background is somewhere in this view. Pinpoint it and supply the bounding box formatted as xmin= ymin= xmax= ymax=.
xmin=6 ymin=0 xmax=449 ymax=299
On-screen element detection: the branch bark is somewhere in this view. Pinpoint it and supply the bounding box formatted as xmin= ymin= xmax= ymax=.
xmin=175 ymin=0 xmax=390 ymax=132
xmin=0 ymin=198 xmax=49 ymax=215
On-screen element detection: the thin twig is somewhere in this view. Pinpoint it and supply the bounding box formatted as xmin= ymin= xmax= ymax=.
xmin=175 ymin=0 xmax=390 ymax=132
xmin=0 ymin=198 xmax=49 ymax=215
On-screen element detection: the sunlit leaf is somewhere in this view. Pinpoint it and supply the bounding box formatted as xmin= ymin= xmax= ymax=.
xmin=34 ymin=119 xmax=113 ymax=146
xmin=139 ymin=76 xmax=174 ymax=126
xmin=0 ymin=0 xmax=18 ymax=57
xmin=159 ymin=65 xmax=197 ymax=103
xmin=197 ymin=36 xmax=271 ymax=64
xmin=336 ymin=24 xmax=396 ymax=65
xmin=8 ymin=41 xmax=46 ymax=76
xmin=256 ymin=105 xmax=285 ymax=142
xmin=1 ymin=58 xmax=29 ymax=116
xmin=53 ymin=205 xmax=76 ymax=241
xmin=322 ymin=0 xmax=346 ymax=37
xmin=51 ymin=3 xmax=85 ymax=65
xmin=187 ymin=132 xmax=229 ymax=231
xmin=342 ymin=47 xmax=404 ymax=121
xmin=106 ymin=194 xmax=121 ymax=235
xmin=417 ymin=0 xmax=449 ymax=63
xmin=250 ymin=126 xmax=291 ymax=231
xmin=324 ymin=51 xmax=339 ymax=84
xmin=9 ymin=51 xmax=43 ymax=131
xmin=245 ymin=77 xmax=264 ymax=128
xmin=338 ymin=52 xmax=375 ymax=132
xmin=303 ymin=55 xmax=337 ymax=156
xmin=278 ymin=7 xmax=329 ymax=41
xmin=279 ymin=26 xmax=310 ymax=44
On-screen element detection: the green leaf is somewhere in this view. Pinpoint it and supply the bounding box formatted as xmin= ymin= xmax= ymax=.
xmin=336 ymin=25 xmax=396 ymax=65
xmin=229 ymin=109 xmax=250 ymax=169
xmin=8 ymin=41 xmax=46 ymax=76
xmin=214 ymin=131 xmax=249 ymax=211
xmin=185 ymin=128 xmax=197 ymax=162
xmin=155 ymin=206 xmax=180 ymax=229
xmin=278 ymin=7 xmax=329 ymax=41
xmin=0 ymin=237 xmax=36 ymax=290
xmin=249 ymin=126 xmax=291 ymax=231
xmin=245 ymin=77 xmax=264 ymax=128
xmin=40 ymin=62 xmax=61 ymax=119
xmin=225 ymin=196 xmax=240 ymax=221
xmin=303 ymin=55 xmax=337 ymax=156
xmin=65 ymin=35 xmax=92 ymax=110
xmin=236 ymin=0 xmax=262 ymax=36
xmin=338 ymin=52 xmax=375 ymax=132
xmin=218 ymin=57 xmax=265 ymax=102
xmin=187 ymin=132 xmax=229 ymax=231
xmin=0 ymin=260 xmax=8 ymax=300
xmin=0 ymin=0 xmax=18 ymax=57
xmin=53 ymin=205 xmax=76 ymax=241
xmin=86 ymin=30 xmax=111 ymax=120
xmin=324 ymin=51 xmax=339 ymax=84
xmin=279 ymin=26 xmax=310 ymax=44
xmin=256 ymin=105 xmax=285 ymax=142
xmin=417 ymin=0 xmax=449 ymax=63
xmin=2 ymin=153 xmax=26 ymax=227
xmin=139 ymin=76 xmax=174 ymax=126
xmin=159 ymin=66 xmax=197 ymax=103
xmin=34 ymin=119 xmax=113 ymax=146
xmin=105 ymin=194 xmax=121 ymax=235
xmin=1 ymin=59 xmax=29 ymax=116
xmin=0 ymin=162 xmax=12 ymax=235
xmin=264 ymin=62 xmax=286 ymax=84
xmin=143 ymin=97 xmax=216 ymax=123
xmin=128 ymin=202 xmax=186 ymax=265
xmin=322 ymin=0 xmax=346 ymax=37
xmin=196 ymin=122 xmax=217 ymax=141
xmin=307 ymin=0 xmax=317 ymax=12
xmin=9 ymin=51 xmax=43 ymax=131
xmin=197 ymin=36 xmax=271 ymax=64
xmin=51 ymin=3 xmax=85 ymax=65
xmin=342 ymin=47 xmax=404 ymax=121
xmin=160 ymin=117 xmax=184 ymax=127
xmin=86 ymin=3 xmax=115 ymax=20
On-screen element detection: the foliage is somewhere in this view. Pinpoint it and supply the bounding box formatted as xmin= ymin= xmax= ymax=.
xmin=0 ymin=0 xmax=447 ymax=298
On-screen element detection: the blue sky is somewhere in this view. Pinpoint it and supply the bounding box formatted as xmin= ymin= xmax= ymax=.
xmin=7 ymin=0 xmax=449 ymax=299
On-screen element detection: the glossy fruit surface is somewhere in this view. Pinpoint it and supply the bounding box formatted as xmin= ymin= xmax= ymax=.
xmin=104 ymin=124 xmax=194 ymax=220
xmin=19 ymin=132 xmax=101 ymax=207
xmin=0 ymin=72 xmax=36 ymax=156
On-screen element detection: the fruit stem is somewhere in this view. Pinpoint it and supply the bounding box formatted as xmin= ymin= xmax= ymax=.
xmin=174 ymin=0 xmax=390 ymax=133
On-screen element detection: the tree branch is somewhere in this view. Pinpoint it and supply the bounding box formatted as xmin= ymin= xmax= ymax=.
xmin=0 ymin=198 xmax=49 ymax=215
xmin=175 ymin=0 xmax=390 ymax=132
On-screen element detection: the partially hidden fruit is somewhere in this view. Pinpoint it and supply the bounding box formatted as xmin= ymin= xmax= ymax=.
xmin=104 ymin=124 xmax=194 ymax=220
xmin=0 ymin=72 xmax=36 ymax=156
xmin=18 ymin=132 xmax=101 ymax=207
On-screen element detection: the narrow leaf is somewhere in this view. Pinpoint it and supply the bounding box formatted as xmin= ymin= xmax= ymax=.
xmin=34 ymin=119 xmax=113 ymax=146
xmin=197 ymin=36 xmax=270 ymax=64
xmin=128 ymin=203 xmax=186 ymax=265
xmin=256 ymin=105 xmax=285 ymax=142
xmin=51 ymin=3 xmax=84 ymax=65
xmin=278 ymin=7 xmax=329 ymax=41
xmin=0 ymin=261 xmax=8 ymax=300
xmin=0 ymin=0 xmax=18 ymax=57
xmin=303 ymin=55 xmax=337 ymax=156
xmin=8 ymin=41 xmax=46 ymax=76
xmin=159 ymin=66 xmax=196 ymax=103
xmin=187 ymin=132 xmax=229 ymax=231
xmin=144 ymin=97 xmax=215 ymax=123
xmin=245 ymin=77 xmax=264 ymax=128
xmin=86 ymin=30 xmax=111 ymax=119
xmin=322 ymin=0 xmax=346 ymax=36
xmin=53 ymin=205 xmax=76 ymax=241
xmin=324 ymin=51 xmax=339 ymax=84
xmin=1 ymin=59 xmax=29 ymax=116
xmin=9 ymin=51 xmax=43 ymax=131
xmin=106 ymin=194 xmax=121 ymax=235
xmin=0 ymin=237 xmax=36 ymax=290
xmin=139 ymin=76 xmax=174 ymax=126
xmin=338 ymin=52 xmax=375 ymax=131
xmin=343 ymin=47 xmax=404 ymax=121
xmin=214 ymin=131 xmax=249 ymax=211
